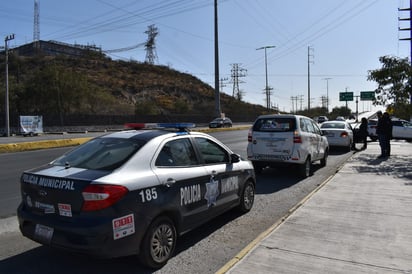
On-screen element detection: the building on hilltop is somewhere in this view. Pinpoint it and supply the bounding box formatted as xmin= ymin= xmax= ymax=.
xmin=6 ymin=40 xmax=103 ymax=58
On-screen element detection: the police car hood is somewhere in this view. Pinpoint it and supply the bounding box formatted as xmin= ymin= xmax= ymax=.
xmin=20 ymin=165 xmax=111 ymax=215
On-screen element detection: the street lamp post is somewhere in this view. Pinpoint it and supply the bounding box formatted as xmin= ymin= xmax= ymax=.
xmin=256 ymin=46 xmax=275 ymax=110
xmin=214 ymin=0 xmax=221 ymax=117
xmin=5 ymin=34 xmax=15 ymax=137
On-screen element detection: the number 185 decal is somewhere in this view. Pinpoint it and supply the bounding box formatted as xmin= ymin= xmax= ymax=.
xmin=139 ymin=187 xmax=158 ymax=203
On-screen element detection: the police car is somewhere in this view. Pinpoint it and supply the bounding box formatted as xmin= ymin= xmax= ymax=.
xmin=17 ymin=123 xmax=256 ymax=269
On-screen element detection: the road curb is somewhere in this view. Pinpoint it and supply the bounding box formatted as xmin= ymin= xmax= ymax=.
xmin=0 ymin=137 xmax=92 ymax=153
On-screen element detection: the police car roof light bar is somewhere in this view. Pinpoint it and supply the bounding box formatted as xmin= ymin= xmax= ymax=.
xmin=157 ymin=123 xmax=195 ymax=130
xmin=124 ymin=123 xmax=146 ymax=130
xmin=124 ymin=122 xmax=196 ymax=131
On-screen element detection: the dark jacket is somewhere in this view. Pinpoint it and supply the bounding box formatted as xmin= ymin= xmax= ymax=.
xmin=376 ymin=114 xmax=393 ymax=138
xmin=359 ymin=119 xmax=368 ymax=139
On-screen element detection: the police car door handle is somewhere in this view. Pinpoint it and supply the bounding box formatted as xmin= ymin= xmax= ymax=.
xmin=164 ymin=178 xmax=176 ymax=187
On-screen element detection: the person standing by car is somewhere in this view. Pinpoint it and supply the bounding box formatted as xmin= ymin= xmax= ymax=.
xmin=358 ymin=117 xmax=369 ymax=150
xmin=376 ymin=111 xmax=393 ymax=158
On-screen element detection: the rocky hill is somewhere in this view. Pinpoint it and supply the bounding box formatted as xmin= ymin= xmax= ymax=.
xmin=2 ymin=53 xmax=267 ymax=126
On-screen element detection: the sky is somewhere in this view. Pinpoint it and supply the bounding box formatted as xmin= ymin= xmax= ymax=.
xmin=1 ymin=0 xmax=410 ymax=114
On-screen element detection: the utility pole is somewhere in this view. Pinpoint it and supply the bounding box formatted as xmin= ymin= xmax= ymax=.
xmin=322 ymin=77 xmax=332 ymax=113
xmin=256 ymin=45 xmax=275 ymax=110
xmin=290 ymin=96 xmax=297 ymax=113
xmin=307 ymin=46 xmax=314 ymax=111
xmin=214 ymin=0 xmax=221 ymax=116
xmin=219 ymin=77 xmax=228 ymax=94
xmin=354 ymin=95 xmax=360 ymax=122
xmin=345 ymin=87 xmax=349 ymax=111
xmin=299 ymin=95 xmax=304 ymax=111
xmin=33 ymin=0 xmax=40 ymax=42
xmin=5 ymin=34 xmax=15 ymax=137
xmin=320 ymin=96 xmax=328 ymax=109
xmin=399 ymin=0 xmax=412 ymax=104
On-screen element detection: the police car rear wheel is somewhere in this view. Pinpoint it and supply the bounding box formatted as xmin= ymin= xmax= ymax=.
xmin=139 ymin=216 xmax=177 ymax=269
xmin=237 ymin=180 xmax=255 ymax=213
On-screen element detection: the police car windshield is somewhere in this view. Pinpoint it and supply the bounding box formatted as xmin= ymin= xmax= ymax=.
xmin=53 ymin=137 xmax=145 ymax=171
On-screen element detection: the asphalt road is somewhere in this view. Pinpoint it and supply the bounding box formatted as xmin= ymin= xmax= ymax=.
xmin=0 ymin=130 xmax=353 ymax=273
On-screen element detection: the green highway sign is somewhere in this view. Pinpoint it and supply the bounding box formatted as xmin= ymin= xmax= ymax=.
xmin=360 ymin=91 xmax=375 ymax=101
xmin=339 ymin=92 xmax=353 ymax=101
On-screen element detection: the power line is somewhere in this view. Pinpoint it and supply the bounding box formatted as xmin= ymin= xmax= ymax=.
xmin=103 ymin=42 xmax=146 ymax=53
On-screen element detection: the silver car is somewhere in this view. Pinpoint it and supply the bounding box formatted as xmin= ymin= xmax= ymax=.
xmin=320 ymin=121 xmax=354 ymax=151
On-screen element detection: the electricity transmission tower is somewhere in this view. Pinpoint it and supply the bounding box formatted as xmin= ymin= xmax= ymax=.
xmin=145 ymin=25 xmax=158 ymax=64
xmin=230 ymin=63 xmax=247 ymax=100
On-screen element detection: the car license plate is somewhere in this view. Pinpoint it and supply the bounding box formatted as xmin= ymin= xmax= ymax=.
xmin=34 ymin=224 xmax=54 ymax=243
xmin=327 ymin=133 xmax=334 ymax=137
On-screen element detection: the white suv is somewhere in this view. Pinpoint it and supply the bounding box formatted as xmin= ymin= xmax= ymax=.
xmin=247 ymin=114 xmax=329 ymax=178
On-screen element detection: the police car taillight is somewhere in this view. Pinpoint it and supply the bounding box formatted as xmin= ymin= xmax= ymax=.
xmin=81 ymin=185 xmax=128 ymax=211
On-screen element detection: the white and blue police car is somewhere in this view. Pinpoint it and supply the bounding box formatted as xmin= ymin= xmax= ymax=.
xmin=17 ymin=123 xmax=256 ymax=269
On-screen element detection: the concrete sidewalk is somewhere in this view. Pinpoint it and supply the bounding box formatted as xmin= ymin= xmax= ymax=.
xmin=221 ymin=141 xmax=412 ymax=274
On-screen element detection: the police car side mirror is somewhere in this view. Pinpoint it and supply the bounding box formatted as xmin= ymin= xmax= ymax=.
xmin=230 ymin=153 xmax=240 ymax=163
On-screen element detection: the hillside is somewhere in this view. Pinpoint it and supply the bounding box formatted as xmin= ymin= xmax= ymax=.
xmin=1 ymin=53 xmax=267 ymax=126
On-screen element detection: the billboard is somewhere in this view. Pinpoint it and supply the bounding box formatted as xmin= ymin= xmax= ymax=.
xmin=20 ymin=115 xmax=43 ymax=135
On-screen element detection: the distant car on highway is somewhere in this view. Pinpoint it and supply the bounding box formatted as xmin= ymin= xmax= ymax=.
xmin=317 ymin=116 xmax=329 ymax=124
xmin=209 ymin=117 xmax=233 ymax=128
xmin=17 ymin=123 xmax=256 ymax=269
xmin=320 ymin=121 xmax=354 ymax=151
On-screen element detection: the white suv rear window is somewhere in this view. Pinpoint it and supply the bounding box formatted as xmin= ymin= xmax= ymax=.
xmin=253 ymin=118 xmax=296 ymax=132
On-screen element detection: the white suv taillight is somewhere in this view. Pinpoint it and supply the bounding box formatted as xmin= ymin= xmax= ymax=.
xmin=293 ymin=130 xmax=302 ymax=143
xmin=82 ymin=184 xmax=128 ymax=211
xmin=248 ymin=128 xmax=253 ymax=142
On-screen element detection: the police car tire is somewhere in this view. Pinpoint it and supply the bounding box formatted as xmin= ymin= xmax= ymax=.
xmin=237 ymin=180 xmax=255 ymax=213
xmin=139 ymin=216 xmax=177 ymax=269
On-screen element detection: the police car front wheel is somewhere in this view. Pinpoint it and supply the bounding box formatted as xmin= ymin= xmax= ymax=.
xmin=237 ymin=180 xmax=255 ymax=213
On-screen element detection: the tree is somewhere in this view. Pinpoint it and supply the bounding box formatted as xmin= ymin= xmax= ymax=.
xmin=329 ymin=106 xmax=352 ymax=120
xmin=367 ymin=56 xmax=412 ymax=119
